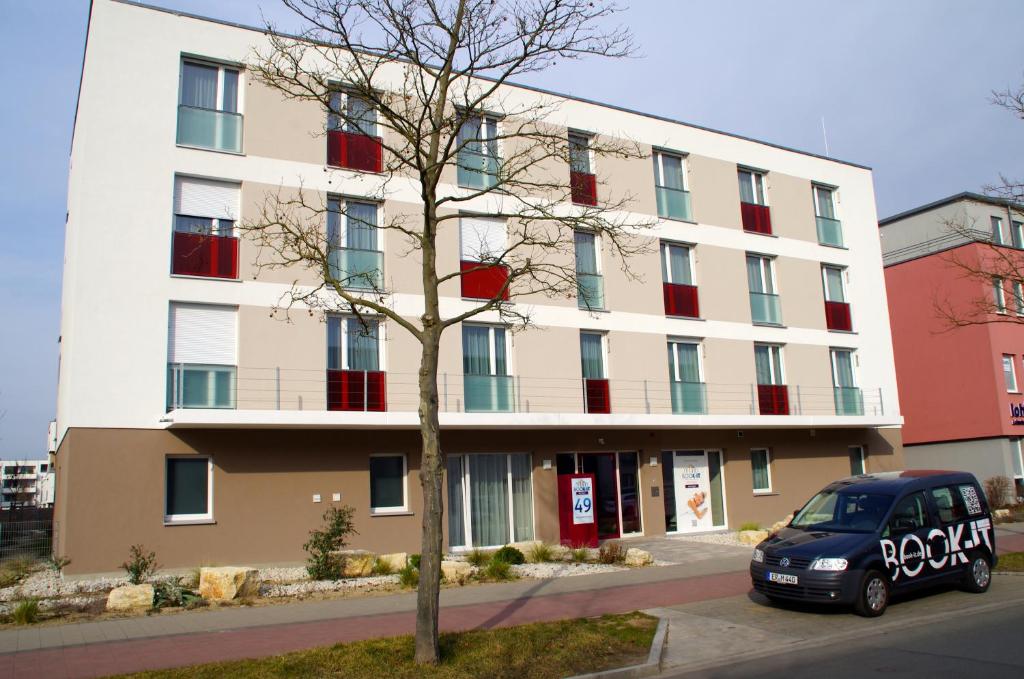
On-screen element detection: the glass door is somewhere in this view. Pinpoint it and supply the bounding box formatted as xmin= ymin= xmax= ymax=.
xmin=665 ymin=450 xmax=725 ymax=533
xmin=580 ymin=453 xmax=620 ymax=539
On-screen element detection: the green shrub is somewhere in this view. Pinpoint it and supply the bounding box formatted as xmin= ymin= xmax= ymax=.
xmin=0 ymin=556 xmax=38 ymax=588
xmin=492 ymin=545 xmax=525 ymax=565
xmin=598 ymin=541 xmax=625 ymax=564
xmin=527 ymin=542 xmax=554 ymax=563
xmin=570 ymin=546 xmax=589 ymax=563
xmin=466 ymin=548 xmax=491 ymax=567
xmin=371 ymin=558 xmax=395 ymax=576
xmin=738 ymin=522 xmax=761 ymax=532
xmin=152 ymin=580 xmax=203 ymax=609
xmin=482 ymin=559 xmax=515 ymax=581
xmin=121 ymin=545 xmax=158 ymax=584
xmin=409 ymin=554 xmax=421 ymax=570
xmin=12 ymin=599 xmax=39 ymax=625
xmin=183 ymin=567 xmax=202 ymax=590
xmin=398 ymin=564 xmax=419 ymax=588
xmin=303 ymin=506 xmax=358 ymax=581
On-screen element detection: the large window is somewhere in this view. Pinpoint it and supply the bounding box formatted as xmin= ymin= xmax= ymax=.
xmin=667 ymin=340 xmax=706 ymax=414
xmin=992 ymin=216 xmax=1005 ymax=245
xmin=754 ymin=343 xmax=787 ymax=415
xmin=569 ymin=133 xmax=597 ymax=205
xmin=747 ymin=254 xmax=781 ymax=325
xmin=575 ymin=231 xmax=604 ymax=309
xmin=165 ymin=456 xmax=212 ymax=523
xmin=369 ymin=454 xmax=407 ymax=514
xmin=1004 ymin=354 xmax=1018 ymax=392
xmin=994 ymin=277 xmax=1007 ymax=313
xmin=738 ymin=169 xmax=767 ymax=206
xmin=328 ymin=198 xmax=382 ymax=290
xmin=459 ymin=215 xmax=509 ymax=300
xmin=581 ymin=331 xmax=610 ymax=414
xmin=462 ymin=324 xmax=512 ymax=412
xmin=328 ymin=317 xmax=381 ymax=371
xmin=329 ymin=91 xmax=377 ymax=136
xmin=653 ymin=151 xmax=691 ymax=221
xmin=1013 ymin=220 xmax=1024 ymax=249
xmin=662 ymin=242 xmax=699 ymax=317
xmin=814 ymin=184 xmax=843 ymax=247
xmin=326 ymin=91 xmax=381 ymax=172
xmin=822 ymin=265 xmax=852 ymax=331
xmin=171 ymin=176 xmax=240 ymax=279
xmin=457 ymin=114 xmax=500 ymax=189
xmin=167 ymin=303 xmax=237 ymax=409
xmin=447 ymin=453 xmax=534 ymax=548
xmin=751 ymin=449 xmax=772 ymax=493
xmin=831 ymin=348 xmax=863 ymax=415
xmin=177 ymin=60 xmax=242 ymax=152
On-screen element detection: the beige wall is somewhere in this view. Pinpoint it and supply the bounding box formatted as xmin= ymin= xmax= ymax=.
xmin=694 ymin=244 xmax=751 ymax=323
xmin=688 ymin=155 xmax=741 ymax=229
xmin=244 ymin=79 xmax=325 ymax=165
xmin=766 ymin=172 xmax=817 ymax=243
xmin=776 ymin=256 xmax=826 ymax=330
xmin=55 ymin=425 xmax=902 ymax=575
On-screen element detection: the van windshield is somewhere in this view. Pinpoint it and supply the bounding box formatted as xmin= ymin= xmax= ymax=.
xmin=790 ymin=489 xmax=893 ymax=533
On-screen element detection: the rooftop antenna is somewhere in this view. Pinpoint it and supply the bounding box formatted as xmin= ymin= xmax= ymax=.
xmin=821 ymin=116 xmax=831 ymax=157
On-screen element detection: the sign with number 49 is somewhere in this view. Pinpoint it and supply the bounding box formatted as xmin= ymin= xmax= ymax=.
xmin=572 ymin=477 xmax=595 ymax=525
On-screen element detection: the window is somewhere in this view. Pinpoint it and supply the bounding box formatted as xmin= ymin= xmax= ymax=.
xmin=668 ymin=340 xmax=705 ymax=414
xmin=754 ymin=344 xmax=785 ymax=386
xmin=886 ymin=492 xmax=929 ymax=535
xmin=167 ymin=303 xmax=237 ymax=409
xmin=171 ymin=176 xmax=240 ymax=279
xmin=463 ymin=324 xmax=512 ymax=412
xmin=994 ymin=278 xmax=1007 ymax=313
xmin=328 ymin=91 xmax=377 ymax=136
xmin=814 ymin=185 xmax=843 ymax=247
xmin=822 ymin=266 xmax=846 ymax=303
xmin=814 ymin=185 xmax=837 ymax=219
xmin=447 ymin=453 xmax=534 ymax=548
xmin=569 ymin=133 xmax=592 ymax=174
xmin=327 ymin=198 xmax=382 ymax=289
xmin=662 ymin=242 xmax=699 ymax=317
xmin=747 ymin=254 xmax=781 ymax=325
xmin=369 ymin=454 xmax=407 ymax=513
xmin=1015 ymin=282 xmax=1024 ymax=316
xmin=751 ymin=449 xmax=772 ymax=493
xmin=328 ymin=317 xmax=381 ymax=371
xmin=930 ymin=486 xmax=968 ymax=525
xmin=165 ymin=456 xmax=213 ymax=523
xmin=738 ymin=169 xmax=767 ymax=205
xmin=1004 ymin=354 xmax=1018 ymax=392
xmin=457 ymin=114 xmax=500 ymax=189
xmin=832 ymin=348 xmax=863 ymax=415
xmin=581 ymin=331 xmax=609 ymax=413
xmin=992 ymin=216 xmax=1005 ymax=245
xmin=849 ymin=446 xmax=866 ymax=476
xmin=569 ymin=133 xmax=597 ymax=205
xmin=459 ymin=215 xmax=509 ymax=300
xmin=1012 ymin=440 xmax=1023 ymax=499
xmin=177 ymin=60 xmax=242 ymax=152
xmin=575 ymin=231 xmax=604 ymax=309
xmin=822 ymin=265 xmax=852 ymax=331
xmin=653 ymin=151 xmax=691 ymax=220
xmin=326 ymin=91 xmax=382 ymax=171
xmin=1013 ymin=221 xmax=1024 ymax=249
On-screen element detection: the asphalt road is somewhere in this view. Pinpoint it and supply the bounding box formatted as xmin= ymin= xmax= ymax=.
xmin=671 ymin=587 xmax=1024 ymax=678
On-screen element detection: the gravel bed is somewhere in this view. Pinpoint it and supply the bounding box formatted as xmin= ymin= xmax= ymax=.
xmin=669 ymin=532 xmax=749 ymax=547
xmin=511 ymin=562 xmax=625 ymax=578
xmin=261 ymin=574 xmax=400 ymax=598
xmin=256 ymin=566 xmax=309 ymax=583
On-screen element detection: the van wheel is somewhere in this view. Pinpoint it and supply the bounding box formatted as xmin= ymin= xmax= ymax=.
xmin=962 ymin=552 xmax=991 ymax=593
xmin=853 ymin=570 xmax=889 ymax=617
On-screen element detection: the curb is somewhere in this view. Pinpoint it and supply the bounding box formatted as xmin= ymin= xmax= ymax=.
xmin=565 ymin=616 xmax=669 ymax=679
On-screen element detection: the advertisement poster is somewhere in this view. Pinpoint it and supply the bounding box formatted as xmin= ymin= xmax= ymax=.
xmin=572 ymin=476 xmax=595 ymax=525
xmin=674 ymin=453 xmax=712 ymax=532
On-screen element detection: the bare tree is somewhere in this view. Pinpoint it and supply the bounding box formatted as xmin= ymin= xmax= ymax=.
xmin=243 ymin=0 xmax=650 ymax=663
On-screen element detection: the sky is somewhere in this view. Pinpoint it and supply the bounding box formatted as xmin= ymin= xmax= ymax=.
xmin=0 ymin=0 xmax=1022 ymax=459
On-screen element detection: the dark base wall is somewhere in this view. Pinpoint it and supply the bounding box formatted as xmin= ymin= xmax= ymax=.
xmin=54 ymin=426 xmax=903 ymax=575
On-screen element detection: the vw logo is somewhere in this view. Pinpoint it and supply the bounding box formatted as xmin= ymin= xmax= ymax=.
xmin=779 ymin=557 xmax=791 ymax=568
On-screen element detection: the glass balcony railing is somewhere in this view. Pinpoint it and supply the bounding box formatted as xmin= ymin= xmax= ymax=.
xmin=464 ymin=374 xmax=515 ymax=412
xmin=577 ymin=273 xmax=605 ymax=310
xmin=457 ymin=151 xmax=499 ymax=189
xmin=176 ymin=105 xmax=243 ymax=153
xmin=834 ymin=387 xmax=864 ymax=415
xmin=670 ymin=381 xmax=707 ymax=414
xmin=749 ymin=292 xmax=782 ymax=325
xmin=656 ymin=186 xmax=692 ymax=221
xmin=816 ymin=216 xmax=844 ymax=247
xmin=328 ymin=247 xmax=384 ymax=290
xmin=167 ymin=364 xmax=236 ymax=410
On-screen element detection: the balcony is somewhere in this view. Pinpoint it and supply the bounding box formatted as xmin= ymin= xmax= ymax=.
xmin=656 ymin=186 xmax=692 ymax=221
xmin=749 ymin=292 xmax=782 ymax=325
xmin=577 ymin=273 xmax=605 ymax=310
xmin=464 ymin=374 xmax=515 ymax=412
xmin=176 ymin=105 xmax=242 ymax=153
xmin=327 ymin=130 xmax=383 ymax=172
xmin=570 ymin=171 xmax=597 ymax=206
xmin=167 ymin=364 xmax=236 ymax=410
xmin=825 ymin=301 xmax=852 ymax=331
xmin=670 ymin=381 xmax=707 ymax=414
xmin=172 ymin=231 xmax=238 ymax=279
xmin=757 ymin=384 xmax=789 ymax=415
xmin=816 ymin=216 xmax=844 ymax=247
xmin=460 ymin=261 xmax=510 ymax=300
xmin=584 ymin=378 xmax=611 ymax=413
xmin=327 ymin=370 xmax=386 ymax=411
xmin=741 ymin=202 xmax=772 ymax=234
xmin=328 ymin=247 xmax=384 ymax=290
xmin=457 ymin=151 xmax=499 ymax=189
xmin=834 ymin=387 xmax=864 ymax=416
xmin=663 ymin=282 xmax=700 ymax=318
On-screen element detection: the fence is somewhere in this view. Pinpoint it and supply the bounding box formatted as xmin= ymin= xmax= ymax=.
xmin=0 ymin=520 xmax=54 ymax=562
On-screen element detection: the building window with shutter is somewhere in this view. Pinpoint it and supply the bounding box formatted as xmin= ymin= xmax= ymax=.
xmin=166 ymin=303 xmax=238 ymax=410
xmin=171 ymin=176 xmax=240 ymax=279
xmin=459 ymin=215 xmax=509 ymax=300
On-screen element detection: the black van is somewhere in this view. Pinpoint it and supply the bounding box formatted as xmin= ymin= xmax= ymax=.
xmin=749 ymin=470 xmax=996 ymax=616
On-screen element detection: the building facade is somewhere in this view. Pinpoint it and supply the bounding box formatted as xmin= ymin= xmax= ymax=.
xmin=55 ymin=0 xmax=903 ymax=574
xmin=880 ymin=192 xmax=1024 ymax=503
xmin=1 ymin=461 xmax=55 ymax=510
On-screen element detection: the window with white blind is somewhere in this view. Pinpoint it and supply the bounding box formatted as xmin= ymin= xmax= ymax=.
xmin=460 ymin=215 xmax=507 ymax=262
xmin=167 ymin=303 xmax=238 ymax=409
xmin=173 ymin=176 xmax=240 ymax=236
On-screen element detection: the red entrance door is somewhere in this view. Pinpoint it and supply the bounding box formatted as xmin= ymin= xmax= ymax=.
xmin=580 ymin=453 xmax=620 ymax=539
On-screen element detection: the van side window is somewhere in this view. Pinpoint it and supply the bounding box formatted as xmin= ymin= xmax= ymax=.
xmin=886 ymin=491 xmax=929 ymax=535
xmin=930 ymin=486 xmax=968 ymax=524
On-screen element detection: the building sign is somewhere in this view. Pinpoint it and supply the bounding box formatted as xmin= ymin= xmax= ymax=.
xmin=675 ymin=453 xmax=713 ymax=531
xmin=1010 ymin=402 xmax=1024 ymax=426
xmin=571 ymin=476 xmax=594 ymax=525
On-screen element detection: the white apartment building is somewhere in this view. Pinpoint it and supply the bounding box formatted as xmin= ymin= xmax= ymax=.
xmin=54 ymin=0 xmax=903 ymax=574
xmin=1 ymin=461 xmax=55 ymax=510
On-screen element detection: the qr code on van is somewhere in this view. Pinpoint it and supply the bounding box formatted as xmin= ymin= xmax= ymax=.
xmin=959 ymin=485 xmax=982 ymax=516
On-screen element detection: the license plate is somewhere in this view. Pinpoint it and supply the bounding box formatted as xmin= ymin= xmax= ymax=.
xmin=767 ymin=572 xmax=798 ymax=585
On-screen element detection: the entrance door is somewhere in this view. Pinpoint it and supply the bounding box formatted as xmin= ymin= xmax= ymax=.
xmin=673 ymin=451 xmax=714 ymax=533
xmin=580 ymin=453 xmax=620 ymax=539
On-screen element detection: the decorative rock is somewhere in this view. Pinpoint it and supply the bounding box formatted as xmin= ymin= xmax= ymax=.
xmin=106 ymin=584 xmax=154 ymax=611
xmin=994 ymin=508 xmax=1011 ymax=520
xmin=511 ymin=540 xmax=541 ymax=553
xmin=738 ymin=530 xmax=770 ymax=546
xmin=199 ymin=567 xmax=260 ymax=601
xmin=339 ymin=551 xmax=376 ymax=578
xmin=769 ymin=514 xmax=794 ymax=534
xmin=623 ymin=548 xmax=653 ymax=568
xmin=378 ymin=552 xmax=407 ymax=571
xmin=441 ymin=560 xmax=473 ymax=583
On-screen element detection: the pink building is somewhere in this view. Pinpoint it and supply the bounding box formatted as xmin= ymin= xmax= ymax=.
xmin=881 ymin=192 xmax=1024 ymax=502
